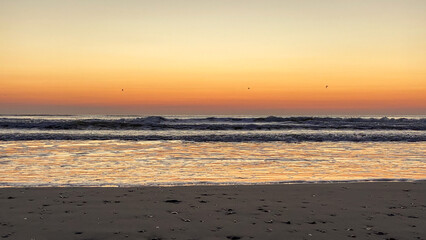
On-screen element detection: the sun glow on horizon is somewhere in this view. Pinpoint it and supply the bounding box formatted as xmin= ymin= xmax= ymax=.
xmin=1 ymin=0 xmax=425 ymax=115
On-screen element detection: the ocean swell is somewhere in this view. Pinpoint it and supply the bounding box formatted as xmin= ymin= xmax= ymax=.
xmin=0 ymin=116 xmax=425 ymax=131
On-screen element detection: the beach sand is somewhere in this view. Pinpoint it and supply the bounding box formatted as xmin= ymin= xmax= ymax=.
xmin=0 ymin=182 xmax=424 ymax=240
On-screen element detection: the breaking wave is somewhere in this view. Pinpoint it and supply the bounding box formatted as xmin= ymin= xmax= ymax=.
xmin=0 ymin=116 xmax=425 ymax=130
xmin=0 ymin=115 xmax=424 ymax=142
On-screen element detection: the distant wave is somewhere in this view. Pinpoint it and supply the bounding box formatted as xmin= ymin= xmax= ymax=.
xmin=0 ymin=116 xmax=425 ymax=130
xmin=1 ymin=131 xmax=425 ymax=142
xmin=1 ymin=116 xmax=424 ymax=142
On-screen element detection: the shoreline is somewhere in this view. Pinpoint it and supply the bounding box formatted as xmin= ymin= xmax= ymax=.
xmin=1 ymin=181 xmax=425 ymax=239
xmin=1 ymin=178 xmax=425 ymax=188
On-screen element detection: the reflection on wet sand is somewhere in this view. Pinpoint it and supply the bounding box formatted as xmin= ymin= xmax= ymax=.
xmin=0 ymin=140 xmax=425 ymax=186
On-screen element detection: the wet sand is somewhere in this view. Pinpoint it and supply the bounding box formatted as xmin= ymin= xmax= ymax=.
xmin=0 ymin=182 xmax=425 ymax=240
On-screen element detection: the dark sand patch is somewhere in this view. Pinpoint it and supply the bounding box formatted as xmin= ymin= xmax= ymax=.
xmin=0 ymin=182 xmax=425 ymax=239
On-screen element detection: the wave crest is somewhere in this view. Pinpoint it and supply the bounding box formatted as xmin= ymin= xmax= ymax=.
xmin=0 ymin=116 xmax=424 ymax=131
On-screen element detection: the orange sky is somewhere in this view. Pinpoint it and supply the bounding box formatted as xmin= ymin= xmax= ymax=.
xmin=1 ymin=0 xmax=425 ymax=115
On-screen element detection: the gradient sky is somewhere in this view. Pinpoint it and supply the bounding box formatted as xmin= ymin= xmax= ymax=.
xmin=1 ymin=0 xmax=425 ymax=115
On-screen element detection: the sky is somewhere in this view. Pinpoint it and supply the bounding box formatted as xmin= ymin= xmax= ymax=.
xmin=0 ymin=0 xmax=425 ymax=115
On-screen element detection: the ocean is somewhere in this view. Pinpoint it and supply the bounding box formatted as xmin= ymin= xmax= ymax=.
xmin=0 ymin=115 xmax=425 ymax=187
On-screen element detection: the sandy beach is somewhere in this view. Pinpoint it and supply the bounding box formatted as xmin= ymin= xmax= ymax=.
xmin=0 ymin=182 xmax=424 ymax=240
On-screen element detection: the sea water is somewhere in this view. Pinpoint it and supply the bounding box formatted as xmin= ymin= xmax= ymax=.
xmin=0 ymin=115 xmax=425 ymax=186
